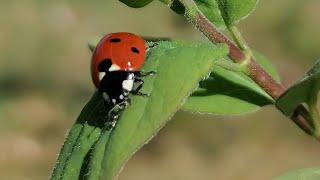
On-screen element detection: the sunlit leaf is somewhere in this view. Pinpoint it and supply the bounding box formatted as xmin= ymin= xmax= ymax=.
xmin=50 ymin=94 xmax=109 ymax=180
xmin=99 ymin=41 xmax=228 ymax=179
xmin=183 ymin=51 xmax=279 ymax=115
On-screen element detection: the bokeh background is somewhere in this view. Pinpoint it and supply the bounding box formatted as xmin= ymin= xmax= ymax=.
xmin=1 ymin=0 xmax=320 ymax=179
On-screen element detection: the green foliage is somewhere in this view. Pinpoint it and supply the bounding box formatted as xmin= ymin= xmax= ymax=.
xmin=99 ymin=41 xmax=228 ymax=179
xmin=165 ymin=0 xmax=258 ymax=29
xmin=51 ymin=41 xmax=228 ymax=180
xmin=183 ymin=51 xmax=279 ymax=114
xmin=274 ymin=167 xmax=320 ymax=180
xmin=51 ymin=94 xmax=109 ymax=180
xmin=276 ymin=61 xmax=320 ymax=137
xmin=119 ymin=0 xmax=154 ymax=8
xmin=216 ymin=0 xmax=258 ymax=26
xmin=51 ymin=0 xmax=320 ymax=179
xmin=195 ymin=0 xmax=257 ymax=28
xmin=82 ymin=126 xmax=113 ymax=180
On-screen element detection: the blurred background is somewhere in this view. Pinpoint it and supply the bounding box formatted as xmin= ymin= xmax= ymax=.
xmin=1 ymin=0 xmax=320 ymax=179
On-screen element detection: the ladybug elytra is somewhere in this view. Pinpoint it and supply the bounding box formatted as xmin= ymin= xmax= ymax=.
xmin=91 ymin=32 xmax=155 ymax=119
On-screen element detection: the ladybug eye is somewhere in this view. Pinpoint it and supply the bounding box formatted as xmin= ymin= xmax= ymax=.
xmin=98 ymin=59 xmax=112 ymax=72
xmin=131 ymin=47 xmax=139 ymax=54
xmin=110 ymin=38 xmax=121 ymax=43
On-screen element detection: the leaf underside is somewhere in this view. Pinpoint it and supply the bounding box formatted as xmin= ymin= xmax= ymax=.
xmin=276 ymin=61 xmax=320 ymax=116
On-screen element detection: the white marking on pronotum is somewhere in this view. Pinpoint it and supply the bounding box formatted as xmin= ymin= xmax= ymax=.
xmin=122 ymin=73 xmax=134 ymax=91
xmin=122 ymin=80 xmax=134 ymax=91
xmin=109 ymin=64 xmax=121 ymax=71
xmin=99 ymin=72 xmax=106 ymax=81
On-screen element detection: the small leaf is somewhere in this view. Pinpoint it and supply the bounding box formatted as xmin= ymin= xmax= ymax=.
xmin=182 ymin=51 xmax=280 ymax=115
xmin=88 ymin=36 xmax=103 ymax=52
xmin=216 ymin=0 xmax=259 ymax=26
xmin=168 ymin=0 xmax=259 ymax=29
xmin=274 ymin=167 xmax=320 ymax=180
xmin=194 ymin=0 xmax=226 ymax=28
xmin=119 ymin=0 xmax=154 ymax=8
xmin=99 ymin=41 xmax=228 ymax=179
xmin=276 ymin=61 xmax=320 ymax=117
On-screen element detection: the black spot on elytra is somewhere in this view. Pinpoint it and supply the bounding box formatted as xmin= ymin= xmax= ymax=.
xmin=131 ymin=47 xmax=139 ymax=54
xmin=109 ymin=38 xmax=121 ymax=43
xmin=98 ymin=59 xmax=112 ymax=72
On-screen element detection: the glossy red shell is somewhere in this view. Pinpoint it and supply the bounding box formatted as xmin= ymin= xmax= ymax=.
xmin=91 ymin=32 xmax=146 ymax=88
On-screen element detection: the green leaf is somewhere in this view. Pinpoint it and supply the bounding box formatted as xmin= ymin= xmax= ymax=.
xmin=216 ymin=0 xmax=258 ymax=26
xmin=82 ymin=128 xmax=112 ymax=180
xmin=197 ymin=0 xmax=258 ymax=28
xmin=182 ymin=51 xmax=280 ymax=115
xmin=168 ymin=0 xmax=258 ymax=29
xmin=276 ymin=61 xmax=320 ymax=117
xmin=50 ymin=93 xmax=110 ymax=180
xmin=274 ymin=167 xmax=320 ymax=180
xmin=194 ymin=0 xmax=225 ymax=28
xmin=88 ymin=36 xmax=102 ymax=52
xmin=119 ymin=0 xmax=154 ymax=8
xmin=99 ymin=41 xmax=228 ymax=179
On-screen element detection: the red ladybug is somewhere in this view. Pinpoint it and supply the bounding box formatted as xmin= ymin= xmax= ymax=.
xmin=91 ymin=32 xmax=154 ymax=111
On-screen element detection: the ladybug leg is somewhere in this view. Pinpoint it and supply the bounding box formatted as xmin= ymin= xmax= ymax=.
xmin=101 ymin=92 xmax=118 ymax=127
xmin=105 ymin=100 xmax=131 ymax=128
xmin=109 ymin=99 xmax=130 ymax=112
xmin=134 ymin=70 xmax=156 ymax=77
xmin=132 ymin=71 xmax=155 ymax=97
xmin=105 ymin=111 xmax=119 ymax=128
xmin=132 ymin=78 xmax=149 ymax=97
xmin=107 ymin=105 xmax=121 ymax=120
xmin=147 ymin=42 xmax=158 ymax=50
xmin=122 ymin=94 xmax=132 ymax=106
xmin=146 ymin=42 xmax=158 ymax=53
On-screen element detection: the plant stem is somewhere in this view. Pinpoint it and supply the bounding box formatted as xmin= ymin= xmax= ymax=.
xmin=179 ymin=0 xmax=314 ymax=135
xmin=291 ymin=104 xmax=313 ymax=135
xmin=184 ymin=9 xmax=285 ymax=98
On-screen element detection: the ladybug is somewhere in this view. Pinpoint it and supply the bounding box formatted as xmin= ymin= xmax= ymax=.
xmin=91 ymin=32 xmax=155 ymax=116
